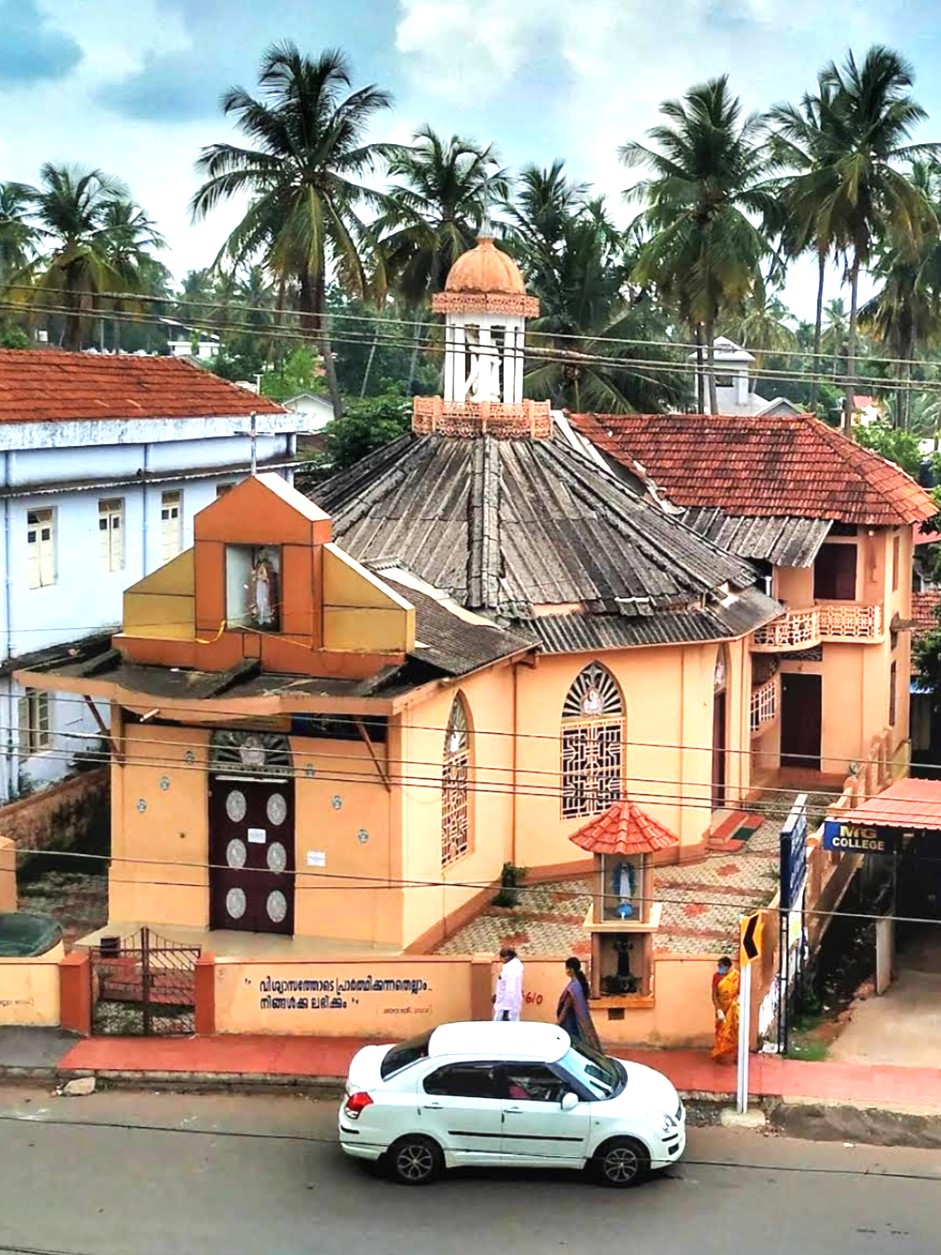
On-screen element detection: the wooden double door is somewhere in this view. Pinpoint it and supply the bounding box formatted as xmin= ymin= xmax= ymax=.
xmin=209 ymin=775 xmax=295 ymax=935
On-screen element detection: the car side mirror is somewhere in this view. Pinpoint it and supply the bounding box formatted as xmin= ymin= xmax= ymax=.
xmin=561 ymin=1091 xmax=578 ymax=1112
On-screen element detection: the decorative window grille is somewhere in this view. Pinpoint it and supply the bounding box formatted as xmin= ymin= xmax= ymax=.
xmin=561 ymin=663 xmax=624 ymax=819
xmin=441 ymin=696 xmax=470 ymax=866
xmin=27 ymin=508 xmax=56 ymax=588
xmin=160 ymin=491 xmax=183 ymax=561
xmin=98 ymin=498 xmax=125 ymax=572
xmin=18 ymin=688 xmax=50 ymax=756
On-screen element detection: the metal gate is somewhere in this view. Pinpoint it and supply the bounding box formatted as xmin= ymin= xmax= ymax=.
xmin=88 ymin=928 xmax=200 ymax=1036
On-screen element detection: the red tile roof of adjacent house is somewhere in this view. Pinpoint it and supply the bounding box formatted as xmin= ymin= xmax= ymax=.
xmin=912 ymin=590 xmax=941 ymax=637
xmin=838 ymin=777 xmax=941 ymax=832
xmin=569 ymin=411 xmax=936 ymax=527
xmin=569 ymin=799 xmax=680 ymax=856
xmin=0 ymin=350 xmax=285 ymax=421
xmin=914 ymin=525 xmax=941 ymax=546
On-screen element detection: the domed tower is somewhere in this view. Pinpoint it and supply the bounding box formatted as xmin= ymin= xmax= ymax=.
xmin=412 ymin=235 xmax=551 ymax=438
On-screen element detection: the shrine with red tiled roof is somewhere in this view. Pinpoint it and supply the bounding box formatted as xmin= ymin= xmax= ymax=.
xmin=570 ymin=799 xmax=679 ymax=1002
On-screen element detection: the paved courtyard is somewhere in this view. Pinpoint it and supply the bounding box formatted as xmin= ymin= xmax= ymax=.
xmin=436 ymin=790 xmax=836 ymax=956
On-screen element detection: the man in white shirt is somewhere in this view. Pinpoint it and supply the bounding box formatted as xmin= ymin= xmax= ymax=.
xmin=493 ymin=946 xmax=524 ymax=1021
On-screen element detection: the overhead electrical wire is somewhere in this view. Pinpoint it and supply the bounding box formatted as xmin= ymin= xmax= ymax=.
xmin=5 ymin=295 xmax=941 ymax=400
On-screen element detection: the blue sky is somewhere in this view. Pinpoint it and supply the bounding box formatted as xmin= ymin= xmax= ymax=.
xmin=3 ymin=0 xmax=941 ymax=317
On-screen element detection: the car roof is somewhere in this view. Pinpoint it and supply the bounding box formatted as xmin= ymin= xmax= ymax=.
xmin=427 ymin=1021 xmax=571 ymax=1062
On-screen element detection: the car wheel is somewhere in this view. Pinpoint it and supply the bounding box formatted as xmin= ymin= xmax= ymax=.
xmin=592 ymin=1137 xmax=651 ymax=1188
xmin=387 ymin=1135 xmax=442 ymax=1186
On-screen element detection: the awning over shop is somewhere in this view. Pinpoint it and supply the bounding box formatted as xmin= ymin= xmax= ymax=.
xmin=834 ymin=778 xmax=941 ymax=834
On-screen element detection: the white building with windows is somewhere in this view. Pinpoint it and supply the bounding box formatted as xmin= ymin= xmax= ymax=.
xmin=0 ymin=349 xmax=310 ymax=802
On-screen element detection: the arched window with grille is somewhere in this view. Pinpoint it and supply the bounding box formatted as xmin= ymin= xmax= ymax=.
xmin=441 ymin=694 xmax=471 ymax=866
xmin=561 ymin=663 xmax=624 ymax=819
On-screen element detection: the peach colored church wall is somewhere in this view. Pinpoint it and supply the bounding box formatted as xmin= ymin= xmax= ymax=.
xmin=212 ymin=955 xmax=473 ymax=1037
xmin=0 ymin=943 xmax=65 ymax=1027
xmin=513 ymin=644 xmax=736 ymax=868
xmin=398 ymin=668 xmax=515 ymax=952
xmin=111 ymin=723 xmax=211 ymax=927
xmin=289 ymin=734 xmax=401 ymax=946
xmin=517 ymin=955 xmax=717 ymax=1048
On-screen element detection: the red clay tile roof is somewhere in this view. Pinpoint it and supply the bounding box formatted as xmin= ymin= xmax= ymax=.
xmin=569 ymin=411 xmax=936 ymax=527
xmin=839 ymin=777 xmax=941 ymax=832
xmin=914 ymin=524 xmax=941 ymax=546
xmin=0 ymin=350 xmax=285 ymax=421
xmin=569 ymin=799 xmax=679 ymax=856
xmin=912 ymin=590 xmax=941 ymax=638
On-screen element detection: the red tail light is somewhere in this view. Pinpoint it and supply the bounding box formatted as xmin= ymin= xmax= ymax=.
xmin=345 ymin=1091 xmax=374 ymax=1119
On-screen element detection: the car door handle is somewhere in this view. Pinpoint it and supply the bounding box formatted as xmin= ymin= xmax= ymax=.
xmin=424 ymin=1101 xmax=443 ymax=1109
xmin=504 ymin=1106 xmax=522 ymax=1114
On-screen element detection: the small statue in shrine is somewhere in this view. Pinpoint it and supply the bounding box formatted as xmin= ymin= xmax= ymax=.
xmin=249 ymin=550 xmax=278 ymax=628
xmin=612 ymin=859 xmax=635 ymax=919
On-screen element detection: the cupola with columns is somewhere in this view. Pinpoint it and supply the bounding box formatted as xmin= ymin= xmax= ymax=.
xmin=412 ymin=234 xmax=552 ymax=438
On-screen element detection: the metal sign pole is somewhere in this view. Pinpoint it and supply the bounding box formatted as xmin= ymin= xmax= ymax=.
xmin=736 ymin=959 xmax=751 ymax=1114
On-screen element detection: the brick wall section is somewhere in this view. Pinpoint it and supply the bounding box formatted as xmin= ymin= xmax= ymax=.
xmin=2 ymin=768 xmax=108 ymax=854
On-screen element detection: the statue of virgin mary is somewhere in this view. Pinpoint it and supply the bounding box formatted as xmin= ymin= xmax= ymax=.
xmin=249 ymin=550 xmax=278 ymax=628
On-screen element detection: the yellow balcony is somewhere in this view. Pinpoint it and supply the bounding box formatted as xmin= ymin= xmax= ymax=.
xmin=751 ymin=603 xmax=883 ymax=652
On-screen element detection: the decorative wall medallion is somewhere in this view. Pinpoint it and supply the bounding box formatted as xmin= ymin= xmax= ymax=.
xmin=357 ymin=829 xmax=369 ymax=844
xmin=304 ymin=763 xmax=316 ymax=779
xmin=267 ymin=841 xmax=287 ymax=873
xmin=266 ymin=890 xmax=287 ymax=924
xmin=226 ymin=887 xmax=247 ymax=920
xmin=226 ymin=839 xmax=247 ymax=870
xmin=136 ymin=799 xmax=147 ymax=813
xmin=580 ymin=686 xmax=604 ymax=717
xmin=225 ymin=789 xmax=247 ymax=823
xmin=238 ymin=736 xmax=266 ymax=769
xmin=331 ymin=795 xmax=342 ymax=811
xmin=266 ymin=793 xmax=287 ymax=826
xmin=184 ymin=751 xmax=196 ymax=765
xmin=159 ymin=776 xmax=170 ymax=791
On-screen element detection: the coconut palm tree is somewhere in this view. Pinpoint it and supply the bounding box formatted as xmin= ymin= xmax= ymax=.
xmin=523 ymin=197 xmax=685 ymax=413
xmin=768 ymin=79 xmax=845 ymax=414
xmin=723 ymin=279 xmax=797 ymax=383
xmin=503 ymin=160 xmax=589 ymax=279
xmin=622 ymin=76 xmax=773 ymax=414
xmin=814 ymin=46 xmax=940 ymax=431
xmin=11 ymin=164 xmax=152 ymax=350
xmin=860 ymin=161 xmax=941 ymax=428
xmin=376 ymin=126 xmax=506 ymax=304
xmin=191 ymin=43 xmax=394 ymax=416
xmin=0 ymin=183 xmax=38 ymax=289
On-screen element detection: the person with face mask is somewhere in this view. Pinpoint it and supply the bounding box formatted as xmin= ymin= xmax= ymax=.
xmin=711 ymin=955 xmax=740 ymax=1063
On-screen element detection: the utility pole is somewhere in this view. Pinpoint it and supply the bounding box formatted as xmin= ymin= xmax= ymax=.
xmin=250 ymin=411 xmax=257 ymax=476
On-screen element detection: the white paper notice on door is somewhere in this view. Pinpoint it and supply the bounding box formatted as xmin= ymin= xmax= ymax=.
xmin=307 ymin=850 xmax=327 ymax=867
xmin=247 ymin=827 xmax=267 ymax=844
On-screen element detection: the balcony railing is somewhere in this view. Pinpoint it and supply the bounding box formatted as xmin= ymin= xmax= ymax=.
xmin=750 ymin=675 xmax=778 ymax=735
xmin=752 ymin=603 xmax=883 ymax=652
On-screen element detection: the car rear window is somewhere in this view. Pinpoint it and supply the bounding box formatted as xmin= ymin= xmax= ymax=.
xmin=380 ymin=1030 xmax=432 ymax=1079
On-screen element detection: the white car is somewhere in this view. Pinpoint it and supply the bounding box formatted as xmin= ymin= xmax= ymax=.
xmin=338 ymin=1020 xmax=685 ymax=1187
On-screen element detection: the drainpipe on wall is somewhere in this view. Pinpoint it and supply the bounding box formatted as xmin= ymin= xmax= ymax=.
xmin=3 ymin=452 xmax=15 ymax=801
xmin=141 ymin=443 xmax=150 ymax=575
xmin=511 ymin=662 xmax=519 ymax=868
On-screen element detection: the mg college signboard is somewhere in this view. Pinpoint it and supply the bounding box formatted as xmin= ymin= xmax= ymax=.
xmin=822 ymin=818 xmax=901 ymax=855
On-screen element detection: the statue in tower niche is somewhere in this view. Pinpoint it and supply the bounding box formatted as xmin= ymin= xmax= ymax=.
xmin=249 ymin=548 xmax=279 ymax=630
xmin=612 ymin=858 xmax=635 ymax=919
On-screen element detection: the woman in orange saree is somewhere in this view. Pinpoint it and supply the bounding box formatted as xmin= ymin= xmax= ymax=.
xmin=711 ymin=957 xmax=740 ymax=1063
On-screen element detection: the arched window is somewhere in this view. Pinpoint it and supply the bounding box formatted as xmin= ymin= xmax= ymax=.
xmin=441 ymin=695 xmax=470 ymax=866
xmin=561 ymin=663 xmax=624 ymax=819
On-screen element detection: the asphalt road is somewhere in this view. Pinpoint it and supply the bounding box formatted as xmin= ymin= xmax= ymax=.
xmin=0 ymin=1086 xmax=937 ymax=1255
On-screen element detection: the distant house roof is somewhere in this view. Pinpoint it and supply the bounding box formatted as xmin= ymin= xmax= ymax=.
xmin=912 ymin=590 xmax=940 ymax=638
xmin=0 ymin=349 xmax=285 ymax=422
xmin=568 ymin=411 xmax=936 ymax=527
xmin=313 ymin=431 xmax=782 ymax=649
xmin=569 ymin=798 xmax=679 ymax=856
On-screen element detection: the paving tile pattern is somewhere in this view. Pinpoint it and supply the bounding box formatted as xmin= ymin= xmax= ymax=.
xmin=437 ymin=791 xmax=837 ymax=957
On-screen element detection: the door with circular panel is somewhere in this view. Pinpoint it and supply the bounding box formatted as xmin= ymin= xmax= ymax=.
xmin=209 ymin=777 xmax=295 ymax=935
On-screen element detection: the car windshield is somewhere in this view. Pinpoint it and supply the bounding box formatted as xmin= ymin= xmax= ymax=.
xmin=379 ymin=1030 xmax=432 ymax=1080
xmin=561 ymin=1040 xmax=625 ymax=1100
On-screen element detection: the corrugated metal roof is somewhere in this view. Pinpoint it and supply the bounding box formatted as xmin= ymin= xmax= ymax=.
xmin=316 ymin=433 xmax=767 ymax=632
xmin=524 ymin=588 xmax=781 ymax=652
xmin=677 ymin=508 xmax=832 ymax=567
